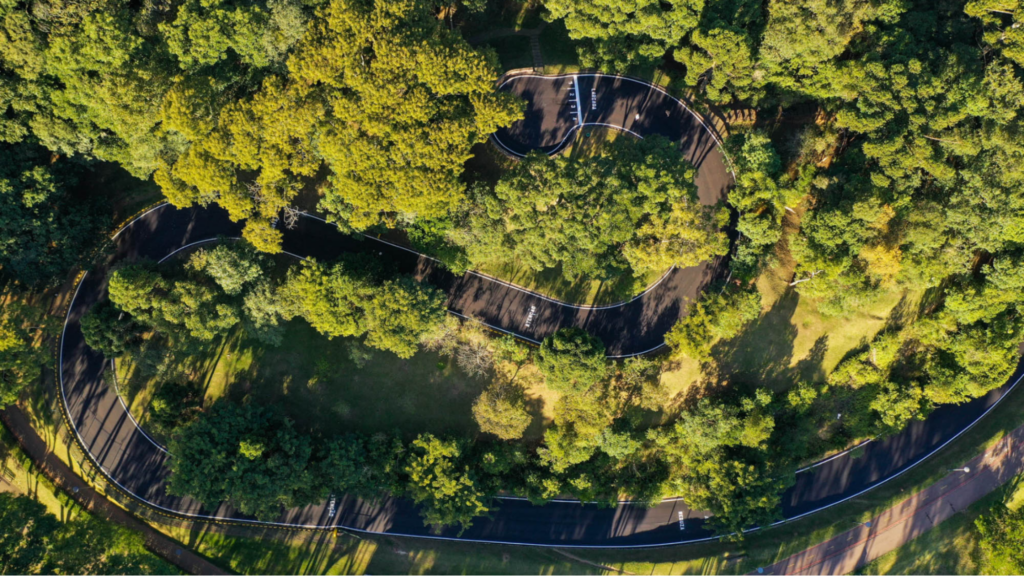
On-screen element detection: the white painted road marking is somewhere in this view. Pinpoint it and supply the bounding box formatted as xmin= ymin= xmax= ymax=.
xmin=524 ymin=304 xmax=537 ymax=329
xmin=678 ymin=511 xmax=685 ymax=530
xmin=572 ymin=75 xmax=583 ymax=126
xmin=591 ymin=89 xmax=597 ymax=110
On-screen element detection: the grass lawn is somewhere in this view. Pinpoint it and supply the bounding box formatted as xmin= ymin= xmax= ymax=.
xmin=116 ymin=319 xmax=562 ymax=442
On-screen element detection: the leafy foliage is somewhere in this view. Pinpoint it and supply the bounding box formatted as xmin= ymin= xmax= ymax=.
xmin=455 ymin=136 xmax=727 ymax=280
xmin=168 ymin=401 xmax=317 ymax=520
xmin=472 ymin=381 xmax=531 ymax=440
xmin=665 ymin=287 xmax=762 ymax=362
xmin=0 ymin=0 xmax=521 ymax=252
xmin=280 ymin=259 xmax=446 ymax=358
xmin=536 ymin=328 xmax=609 ymax=394
xmin=976 ymin=502 xmax=1024 ymax=573
xmin=0 ymin=144 xmax=105 ymax=289
xmin=404 ymin=434 xmax=489 ymax=534
xmin=80 ymin=300 xmax=143 ymax=358
xmin=0 ymin=493 xmax=175 ymax=574
xmin=0 ymin=303 xmax=49 ymax=407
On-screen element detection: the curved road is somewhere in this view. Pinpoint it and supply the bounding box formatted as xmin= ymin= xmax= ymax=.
xmin=59 ymin=73 xmax=1024 ymax=547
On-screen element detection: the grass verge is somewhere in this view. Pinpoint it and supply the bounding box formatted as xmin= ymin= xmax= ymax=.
xmin=855 ymin=474 xmax=1024 ymax=575
xmin=0 ymin=423 xmax=72 ymax=518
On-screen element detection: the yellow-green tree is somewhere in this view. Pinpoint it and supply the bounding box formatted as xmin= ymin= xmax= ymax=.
xmin=291 ymin=0 xmax=523 ymax=231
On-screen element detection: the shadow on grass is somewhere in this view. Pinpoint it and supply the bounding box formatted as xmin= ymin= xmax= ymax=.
xmin=196 ymin=321 xmax=494 ymax=440
xmin=709 ymin=287 xmax=822 ymax=391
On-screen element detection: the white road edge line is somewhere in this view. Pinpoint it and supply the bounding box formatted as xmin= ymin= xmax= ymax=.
xmin=495 ymin=72 xmax=737 ymax=177
xmin=58 ymin=205 xmax=1024 ymax=547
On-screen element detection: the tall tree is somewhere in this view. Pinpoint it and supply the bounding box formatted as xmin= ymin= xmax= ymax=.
xmin=536 ymin=328 xmax=609 ymax=394
xmin=543 ymin=0 xmax=704 ymax=70
xmin=0 ymin=144 xmax=105 ymax=288
xmin=0 ymin=303 xmax=49 ymax=407
xmin=280 ymin=258 xmax=446 ymax=358
xmin=455 ymin=136 xmax=727 ymax=280
xmin=404 ymin=434 xmax=489 ymax=533
xmin=168 ymin=402 xmax=319 ymax=521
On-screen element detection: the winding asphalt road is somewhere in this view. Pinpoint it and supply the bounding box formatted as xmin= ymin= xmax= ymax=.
xmin=58 ymin=73 xmax=1024 ymax=547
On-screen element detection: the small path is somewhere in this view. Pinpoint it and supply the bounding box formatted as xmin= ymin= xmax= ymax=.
xmin=466 ymin=23 xmax=545 ymax=44
xmin=757 ymin=424 xmax=1024 ymax=575
xmin=529 ymin=34 xmax=544 ymax=70
xmin=0 ymin=406 xmax=228 ymax=576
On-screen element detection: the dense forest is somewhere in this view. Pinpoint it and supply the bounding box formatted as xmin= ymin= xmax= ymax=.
xmin=1 ymin=0 xmax=1023 ymax=538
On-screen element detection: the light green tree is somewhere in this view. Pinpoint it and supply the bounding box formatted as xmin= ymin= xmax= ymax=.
xmin=536 ymin=328 xmax=609 ymax=394
xmin=404 ymin=434 xmax=489 ymax=534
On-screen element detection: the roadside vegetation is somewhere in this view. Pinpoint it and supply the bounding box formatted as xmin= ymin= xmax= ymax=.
xmin=858 ymin=474 xmax=1024 ymax=575
xmin=1 ymin=0 xmax=1023 ymax=570
xmin=0 ymin=427 xmax=177 ymax=574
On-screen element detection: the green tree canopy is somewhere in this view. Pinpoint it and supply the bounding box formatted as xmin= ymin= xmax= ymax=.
xmin=404 ymin=434 xmax=489 ymax=534
xmin=543 ymin=0 xmax=704 ymax=70
xmin=665 ymin=287 xmax=762 ymax=362
xmin=0 ymin=303 xmax=49 ymax=407
xmin=0 ymin=144 xmax=105 ymax=289
xmin=168 ymin=401 xmax=318 ymax=521
xmin=280 ymin=258 xmax=446 ymax=358
xmin=0 ymin=493 xmax=175 ymax=574
xmin=455 ymin=136 xmax=727 ymax=281
xmin=536 ymin=328 xmax=609 ymax=394
xmin=108 ymin=263 xmax=241 ymax=342
xmin=79 ymin=300 xmax=144 ymax=358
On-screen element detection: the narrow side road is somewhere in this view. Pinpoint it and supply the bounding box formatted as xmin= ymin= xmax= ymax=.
xmin=759 ymin=424 xmax=1024 ymax=575
xmin=0 ymin=406 xmax=227 ymax=576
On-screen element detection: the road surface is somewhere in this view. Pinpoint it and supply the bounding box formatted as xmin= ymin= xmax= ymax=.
xmin=57 ymin=73 xmax=1024 ymax=547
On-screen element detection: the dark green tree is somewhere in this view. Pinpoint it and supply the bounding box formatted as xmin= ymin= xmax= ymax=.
xmin=0 ymin=144 xmax=105 ymax=289
xmin=167 ymin=402 xmax=318 ymax=520
xmin=80 ymin=301 xmax=143 ymax=358
xmin=0 ymin=303 xmax=49 ymax=407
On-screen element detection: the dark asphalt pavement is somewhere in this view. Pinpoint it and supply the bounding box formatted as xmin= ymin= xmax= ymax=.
xmin=57 ymin=73 xmax=1024 ymax=547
